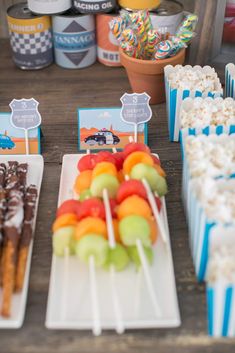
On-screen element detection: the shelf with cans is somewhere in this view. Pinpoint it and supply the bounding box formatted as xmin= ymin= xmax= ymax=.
xmin=7 ymin=0 xmax=185 ymax=70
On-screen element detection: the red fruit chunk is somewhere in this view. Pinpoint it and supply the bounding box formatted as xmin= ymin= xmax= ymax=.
xmin=151 ymin=154 xmax=161 ymax=166
xmin=96 ymin=151 xmax=116 ymax=165
xmin=57 ymin=199 xmax=80 ymax=218
xmin=77 ymin=154 xmax=97 ymax=172
xmin=117 ymin=180 xmax=147 ymax=204
xmin=113 ymin=152 xmax=124 ymax=171
xmin=123 ymin=142 xmax=151 ymax=158
xmin=109 ymin=198 xmax=118 ymax=218
xmin=78 ymin=198 xmax=105 ymax=220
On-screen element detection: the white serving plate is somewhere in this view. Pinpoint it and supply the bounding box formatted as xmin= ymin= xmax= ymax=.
xmin=0 ymin=155 xmax=44 ymax=328
xmin=46 ymin=154 xmax=180 ymax=331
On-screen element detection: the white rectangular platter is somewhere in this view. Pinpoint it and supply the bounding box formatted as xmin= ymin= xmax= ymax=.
xmin=46 ymin=154 xmax=180 ymax=331
xmin=0 ymin=155 xmax=44 ymax=328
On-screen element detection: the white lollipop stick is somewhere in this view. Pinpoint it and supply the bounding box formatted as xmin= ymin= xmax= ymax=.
xmin=89 ymin=255 xmax=101 ymax=336
xmin=102 ymin=188 xmax=124 ymax=334
xmin=134 ymin=124 xmax=138 ymax=143
xmin=112 ymin=147 xmax=117 ymax=153
xmin=142 ymin=179 xmax=167 ymax=244
xmin=60 ymin=246 xmax=70 ymax=320
xmin=136 ymin=239 xmax=162 ymax=317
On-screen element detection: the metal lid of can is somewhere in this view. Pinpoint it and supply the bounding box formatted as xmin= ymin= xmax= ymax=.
xmin=151 ymin=0 xmax=183 ymax=16
xmin=7 ymin=2 xmax=39 ymax=19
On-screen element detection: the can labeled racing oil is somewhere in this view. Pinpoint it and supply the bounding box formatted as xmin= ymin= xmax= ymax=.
xmin=73 ymin=0 xmax=116 ymax=14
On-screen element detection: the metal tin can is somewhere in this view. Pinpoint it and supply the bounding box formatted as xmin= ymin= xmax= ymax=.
xmin=28 ymin=0 xmax=72 ymax=15
xmin=73 ymin=0 xmax=116 ymax=14
xmin=96 ymin=13 xmax=121 ymax=67
xmin=150 ymin=0 xmax=184 ymax=35
xmin=118 ymin=0 xmax=160 ymax=11
xmin=52 ymin=10 xmax=96 ymax=69
xmin=7 ymin=3 xmax=53 ymax=70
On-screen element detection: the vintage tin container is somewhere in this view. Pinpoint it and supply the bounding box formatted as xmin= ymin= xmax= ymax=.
xmin=7 ymin=2 xmax=53 ymax=70
xmin=150 ymin=0 xmax=184 ymax=35
xmin=28 ymin=0 xmax=72 ymax=15
xmin=118 ymin=0 xmax=160 ymax=11
xmin=73 ymin=0 xmax=116 ymax=14
xmin=52 ymin=10 xmax=96 ymax=69
xmin=96 ymin=13 xmax=121 ymax=67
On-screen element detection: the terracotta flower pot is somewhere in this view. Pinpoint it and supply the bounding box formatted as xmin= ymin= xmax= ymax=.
xmin=120 ymin=48 xmax=186 ymax=105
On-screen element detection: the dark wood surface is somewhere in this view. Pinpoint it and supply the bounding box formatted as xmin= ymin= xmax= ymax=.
xmin=0 ymin=39 xmax=234 ymax=353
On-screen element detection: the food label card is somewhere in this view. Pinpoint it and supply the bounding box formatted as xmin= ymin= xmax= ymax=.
xmin=0 ymin=113 xmax=41 ymax=155
xmin=78 ymin=107 xmax=148 ymax=151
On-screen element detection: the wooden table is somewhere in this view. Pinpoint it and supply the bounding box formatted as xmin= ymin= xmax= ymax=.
xmin=0 ymin=39 xmax=234 ymax=353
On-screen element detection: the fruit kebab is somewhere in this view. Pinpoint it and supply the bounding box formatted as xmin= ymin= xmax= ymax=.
xmin=76 ymin=147 xmax=164 ymax=317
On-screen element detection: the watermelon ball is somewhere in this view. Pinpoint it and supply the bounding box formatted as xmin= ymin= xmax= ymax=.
xmin=130 ymin=163 xmax=168 ymax=197
xmin=90 ymin=174 xmax=120 ymax=198
xmin=119 ymin=215 xmax=151 ymax=247
xmin=96 ymin=151 xmax=116 ymax=165
xmin=104 ymin=244 xmax=130 ymax=272
xmin=117 ymin=179 xmax=148 ymax=204
xmin=56 ymin=199 xmax=80 ymax=218
xmin=75 ymin=234 xmax=109 ymax=267
xmin=77 ymin=154 xmax=97 ymax=172
xmin=109 ymin=198 xmax=118 ymax=218
xmin=78 ymin=197 xmax=105 ymax=220
xmin=113 ymin=152 xmax=125 ymax=171
xmin=53 ymin=226 xmax=76 ymax=257
xmin=123 ymin=142 xmax=151 ymax=158
xmin=154 ymin=196 xmax=162 ymax=212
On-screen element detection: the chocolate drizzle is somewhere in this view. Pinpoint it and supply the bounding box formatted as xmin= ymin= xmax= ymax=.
xmin=20 ymin=185 xmax=37 ymax=247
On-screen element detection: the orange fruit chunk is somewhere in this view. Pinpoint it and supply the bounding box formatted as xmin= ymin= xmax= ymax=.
xmin=123 ymin=151 xmax=154 ymax=175
xmin=147 ymin=217 xmax=158 ymax=244
xmin=53 ymin=213 xmax=78 ymax=232
xmin=74 ymin=170 xmax=92 ymax=195
xmin=117 ymin=195 xmax=152 ymax=220
xmin=92 ymin=162 xmax=117 ymax=180
xmin=75 ymin=216 xmax=107 ymax=240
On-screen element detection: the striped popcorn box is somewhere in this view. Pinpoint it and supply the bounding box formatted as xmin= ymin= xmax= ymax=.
xmin=207 ymin=228 xmax=235 ymax=337
xmin=188 ymin=177 xmax=235 ymax=282
xmin=164 ymin=65 xmax=223 ymax=142
xmin=225 ymin=63 xmax=235 ymax=99
xmin=179 ymin=97 xmax=235 ymax=141
xmin=180 ymin=133 xmax=235 ymax=210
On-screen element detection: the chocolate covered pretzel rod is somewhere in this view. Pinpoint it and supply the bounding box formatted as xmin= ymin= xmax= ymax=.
xmin=5 ymin=161 xmax=19 ymax=193
xmin=17 ymin=163 xmax=28 ymax=194
xmin=0 ymin=164 xmax=7 ymax=285
xmin=15 ymin=185 xmax=37 ymax=292
xmin=1 ymin=189 xmax=24 ymax=317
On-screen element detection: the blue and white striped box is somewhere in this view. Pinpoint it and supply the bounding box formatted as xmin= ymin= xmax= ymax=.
xmin=207 ymin=282 xmax=235 ymax=337
xmin=206 ymin=227 xmax=235 ymax=337
xmin=225 ymin=63 xmax=235 ymax=99
xmin=180 ymin=134 xmax=235 ymax=208
xmin=186 ymin=178 xmax=235 ymax=282
xmin=164 ymin=65 xmax=223 ymax=142
xmin=178 ymin=97 xmax=235 ymax=143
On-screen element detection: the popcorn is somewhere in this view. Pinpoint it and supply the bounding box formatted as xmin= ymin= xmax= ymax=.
xmin=185 ymin=134 xmax=235 ymax=178
xmin=168 ymin=67 xmax=220 ymax=93
xmin=192 ymin=178 xmax=235 ymax=223
xmin=207 ymin=245 xmax=235 ymax=284
xmin=181 ymin=98 xmax=235 ymax=128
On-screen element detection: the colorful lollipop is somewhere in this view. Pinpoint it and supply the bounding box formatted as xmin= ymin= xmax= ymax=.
xmin=109 ymin=17 xmax=125 ymax=42
xmin=154 ymin=40 xmax=173 ymax=60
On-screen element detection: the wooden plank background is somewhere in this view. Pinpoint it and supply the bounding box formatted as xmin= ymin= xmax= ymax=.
xmin=0 ymin=0 xmax=195 ymax=37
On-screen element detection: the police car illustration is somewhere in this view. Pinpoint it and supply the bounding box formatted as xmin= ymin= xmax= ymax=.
xmin=84 ymin=129 xmax=120 ymax=146
xmin=0 ymin=133 xmax=15 ymax=149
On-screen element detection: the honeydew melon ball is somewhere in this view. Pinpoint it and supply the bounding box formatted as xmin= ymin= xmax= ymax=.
xmin=90 ymin=173 xmax=120 ymax=198
xmin=119 ymin=215 xmax=151 ymax=247
xmin=104 ymin=244 xmax=130 ymax=272
xmin=75 ymin=233 xmax=109 ymax=267
xmin=130 ymin=163 xmax=168 ymax=196
xmin=53 ymin=226 xmax=76 ymax=257
xmin=79 ymin=189 xmax=92 ymax=201
xmin=128 ymin=246 xmax=153 ymax=269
